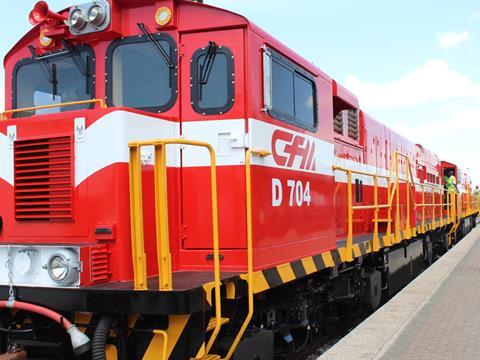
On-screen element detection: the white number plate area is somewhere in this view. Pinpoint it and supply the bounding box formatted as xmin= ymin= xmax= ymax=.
xmin=272 ymin=178 xmax=311 ymax=207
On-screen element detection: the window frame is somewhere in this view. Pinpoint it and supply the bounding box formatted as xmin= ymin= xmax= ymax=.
xmin=105 ymin=33 xmax=178 ymax=113
xmin=190 ymin=45 xmax=235 ymax=115
xmin=12 ymin=44 xmax=96 ymax=116
xmin=263 ymin=46 xmax=318 ymax=132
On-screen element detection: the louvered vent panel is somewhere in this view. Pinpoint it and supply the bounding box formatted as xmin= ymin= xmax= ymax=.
xmin=334 ymin=111 xmax=344 ymax=134
xmin=348 ymin=110 xmax=359 ymax=140
xmin=14 ymin=136 xmax=73 ymax=221
xmin=90 ymin=245 xmax=110 ymax=284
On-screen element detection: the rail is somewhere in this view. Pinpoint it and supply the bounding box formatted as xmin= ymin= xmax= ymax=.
xmin=224 ymin=148 xmax=271 ymax=360
xmin=333 ymin=151 xmax=459 ymax=261
xmin=0 ymin=98 xmax=106 ymax=119
xmin=128 ymin=138 xmax=223 ymax=356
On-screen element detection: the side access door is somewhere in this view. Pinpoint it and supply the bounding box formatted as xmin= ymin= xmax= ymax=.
xmin=179 ymin=29 xmax=247 ymax=257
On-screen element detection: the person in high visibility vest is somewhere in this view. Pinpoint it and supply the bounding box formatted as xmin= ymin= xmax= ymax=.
xmin=445 ymin=171 xmax=458 ymax=193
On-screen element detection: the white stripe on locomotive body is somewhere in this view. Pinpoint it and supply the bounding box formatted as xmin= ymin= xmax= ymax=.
xmin=0 ymin=129 xmax=14 ymax=186
xmin=248 ymin=118 xmax=335 ymax=177
xmin=0 ymin=112 xmax=433 ymax=191
xmin=75 ymin=110 xmax=180 ymax=186
xmin=181 ymin=119 xmax=246 ymax=167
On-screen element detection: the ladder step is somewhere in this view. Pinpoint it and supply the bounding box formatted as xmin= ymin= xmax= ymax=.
xmin=374 ymin=219 xmax=392 ymax=222
xmin=203 ymin=355 xmax=222 ymax=360
xmin=206 ymin=317 xmax=230 ymax=332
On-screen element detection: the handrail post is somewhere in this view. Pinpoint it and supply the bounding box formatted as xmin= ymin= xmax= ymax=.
xmin=129 ymin=144 xmax=148 ymax=290
xmin=406 ymin=163 xmax=411 ymax=237
xmin=421 ymin=185 xmax=425 ymax=233
xmin=154 ymin=143 xmax=173 ymax=291
xmin=225 ymin=149 xmax=271 ymax=360
xmin=346 ymin=171 xmax=354 ymax=262
xmin=395 ymin=155 xmax=401 ymax=243
xmin=386 ymin=170 xmax=392 ymax=246
xmin=432 ymin=189 xmax=436 ymax=227
xmin=373 ymin=175 xmax=380 ymax=252
xmin=199 ymin=143 xmax=222 ymax=357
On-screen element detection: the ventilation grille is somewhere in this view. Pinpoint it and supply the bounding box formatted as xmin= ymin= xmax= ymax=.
xmin=14 ymin=136 xmax=74 ymax=221
xmin=90 ymin=245 xmax=110 ymax=284
xmin=347 ymin=110 xmax=359 ymax=140
xmin=334 ymin=111 xmax=344 ymax=134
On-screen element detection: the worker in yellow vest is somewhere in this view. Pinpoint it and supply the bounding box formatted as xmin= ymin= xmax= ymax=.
xmin=445 ymin=171 xmax=458 ymax=193
xmin=474 ymin=185 xmax=480 ymax=196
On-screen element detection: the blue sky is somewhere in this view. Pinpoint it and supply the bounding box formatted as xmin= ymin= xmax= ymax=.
xmin=2 ymin=0 xmax=480 ymax=183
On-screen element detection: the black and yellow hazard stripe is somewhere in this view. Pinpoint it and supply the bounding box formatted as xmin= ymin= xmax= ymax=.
xmin=237 ymin=218 xmax=461 ymax=294
xmin=72 ymin=310 xmax=207 ymax=360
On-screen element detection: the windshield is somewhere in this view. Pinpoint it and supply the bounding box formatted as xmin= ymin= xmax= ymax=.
xmin=13 ymin=47 xmax=94 ymax=117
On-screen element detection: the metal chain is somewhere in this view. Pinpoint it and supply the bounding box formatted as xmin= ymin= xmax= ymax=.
xmin=6 ymin=245 xmax=15 ymax=305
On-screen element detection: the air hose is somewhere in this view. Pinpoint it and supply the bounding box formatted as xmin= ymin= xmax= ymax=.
xmin=91 ymin=315 xmax=114 ymax=360
xmin=0 ymin=300 xmax=91 ymax=356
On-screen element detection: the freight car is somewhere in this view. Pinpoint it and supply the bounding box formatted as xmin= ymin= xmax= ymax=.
xmin=0 ymin=0 xmax=478 ymax=359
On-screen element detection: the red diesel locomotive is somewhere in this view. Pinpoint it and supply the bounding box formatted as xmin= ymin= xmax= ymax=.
xmin=0 ymin=0 xmax=478 ymax=359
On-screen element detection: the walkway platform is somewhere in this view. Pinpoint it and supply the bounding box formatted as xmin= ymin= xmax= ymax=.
xmin=321 ymin=225 xmax=480 ymax=360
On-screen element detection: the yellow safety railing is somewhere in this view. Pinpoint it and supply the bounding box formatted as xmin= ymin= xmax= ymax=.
xmin=333 ymin=151 xmax=457 ymax=260
xmin=128 ymin=138 xmax=223 ymax=356
xmin=331 ymin=166 xmax=390 ymax=260
xmin=224 ymin=148 xmax=271 ymax=360
xmin=0 ymin=98 xmax=106 ymax=119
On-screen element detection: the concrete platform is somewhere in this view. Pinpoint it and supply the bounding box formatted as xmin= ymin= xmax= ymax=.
xmin=320 ymin=225 xmax=480 ymax=360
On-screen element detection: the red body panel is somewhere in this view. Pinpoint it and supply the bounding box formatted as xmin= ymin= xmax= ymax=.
xmin=0 ymin=0 xmax=472 ymax=290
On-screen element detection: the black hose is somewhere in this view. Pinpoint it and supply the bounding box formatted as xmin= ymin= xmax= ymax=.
xmin=91 ymin=315 xmax=114 ymax=360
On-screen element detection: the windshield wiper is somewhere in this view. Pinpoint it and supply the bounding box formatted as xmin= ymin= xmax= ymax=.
xmin=28 ymin=45 xmax=58 ymax=100
xmin=61 ymin=39 xmax=88 ymax=76
xmin=198 ymin=41 xmax=218 ymax=100
xmin=137 ymin=23 xmax=174 ymax=70
xmin=61 ymin=39 xmax=91 ymax=95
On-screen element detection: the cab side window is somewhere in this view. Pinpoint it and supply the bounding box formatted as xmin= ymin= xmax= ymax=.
xmin=263 ymin=47 xmax=317 ymax=131
xmin=191 ymin=43 xmax=235 ymax=115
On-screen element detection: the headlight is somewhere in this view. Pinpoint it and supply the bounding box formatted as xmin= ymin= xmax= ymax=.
xmin=46 ymin=252 xmax=80 ymax=285
xmin=88 ymin=5 xmax=106 ymax=26
xmin=48 ymin=255 xmax=69 ymax=282
xmin=69 ymin=8 xmax=87 ymax=30
xmin=15 ymin=250 xmax=37 ymax=276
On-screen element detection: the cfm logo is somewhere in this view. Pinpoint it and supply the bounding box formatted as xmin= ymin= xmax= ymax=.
xmin=271 ymin=129 xmax=316 ymax=171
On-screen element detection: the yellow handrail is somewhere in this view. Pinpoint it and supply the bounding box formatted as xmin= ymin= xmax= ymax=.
xmin=129 ymin=138 xmax=223 ymax=357
xmin=333 ymin=151 xmax=459 ymax=255
xmin=225 ymin=149 xmax=271 ymax=360
xmin=152 ymin=330 xmax=168 ymax=360
xmin=0 ymin=98 xmax=106 ymax=119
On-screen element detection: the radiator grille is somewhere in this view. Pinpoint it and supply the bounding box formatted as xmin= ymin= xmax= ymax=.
xmin=14 ymin=136 xmax=74 ymax=221
xmin=334 ymin=111 xmax=344 ymax=135
xmin=90 ymin=245 xmax=110 ymax=284
xmin=347 ymin=110 xmax=359 ymax=140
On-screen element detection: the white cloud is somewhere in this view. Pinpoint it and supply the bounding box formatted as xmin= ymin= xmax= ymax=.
xmin=437 ymin=31 xmax=470 ymax=49
xmin=474 ymin=10 xmax=480 ymax=20
xmin=344 ymin=61 xmax=480 ymax=184
xmin=344 ymin=60 xmax=480 ymax=110
xmin=393 ymin=108 xmax=480 ymax=185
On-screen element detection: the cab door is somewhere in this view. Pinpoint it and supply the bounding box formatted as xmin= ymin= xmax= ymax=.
xmin=179 ymin=29 xmax=247 ymax=250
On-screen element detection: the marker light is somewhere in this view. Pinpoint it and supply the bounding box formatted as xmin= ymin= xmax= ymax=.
xmin=88 ymin=5 xmax=106 ymax=26
xmin=39 ymin=30 xmax=54 ymax=47
xmin=155 ymin=7 xmax=172 ymax=26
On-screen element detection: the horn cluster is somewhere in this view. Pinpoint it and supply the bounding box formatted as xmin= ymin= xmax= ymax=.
xmin=29 ymin=0 xmax=111 ymax=36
